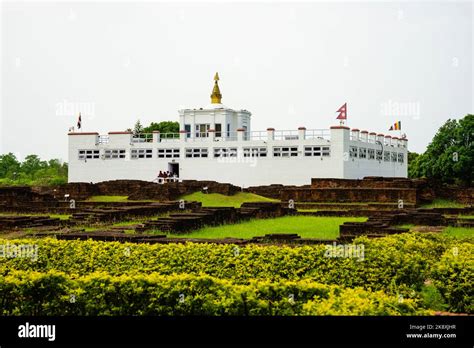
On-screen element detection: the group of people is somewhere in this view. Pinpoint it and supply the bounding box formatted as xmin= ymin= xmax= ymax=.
xmin=157 ymin=170 xmax=175 ymax=178
xmin=155 ymin=170 xmax=179 ymax=184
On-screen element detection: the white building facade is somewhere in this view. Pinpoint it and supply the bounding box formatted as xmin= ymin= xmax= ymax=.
xmin=68 ymin=74 xmax=408 ymax=186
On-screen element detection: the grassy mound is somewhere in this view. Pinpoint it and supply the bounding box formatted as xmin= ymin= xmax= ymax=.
xmin=168 ymin=216 xmax=366 ymax=239
xmin=179 ymin=192 xmax=277 ymax=208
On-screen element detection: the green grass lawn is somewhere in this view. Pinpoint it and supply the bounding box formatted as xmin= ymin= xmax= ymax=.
xmin=421 ymin=199 xmax=467 ymax=208
xmin=442 ymin=226 xmax=474 ymax=238
xmin=85 ymin=192 xmax=276 ymax=206
xmin=396 ymin=224 xmax=415 ymax=229
xmin=167 ymin=216 xmax=367 ymax=239
xmin=179 ymin=192 xmax=277 ymax=208
xmin=85 ymin=195 xmax=130 ymax=202
xmin=49 ymin=214 xmax=72 ymax=220
xmin=459 ymin=215 xmax=474 ymax=219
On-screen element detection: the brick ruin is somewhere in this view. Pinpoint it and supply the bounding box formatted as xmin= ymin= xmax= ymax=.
xmin=0 ymin=177 xmax=472 ymax=245
xmin=338 ymin=207 xmax=474 ymax=241
xmin=0 ymin=180 xmax=241 ymax=212
xmin=1 ymin=177 xmax=471 ymax=208
xmin=31 ymin=179 xmax=241 ymax=201
xmin=247 ymin=177 xmax=474 ymax=205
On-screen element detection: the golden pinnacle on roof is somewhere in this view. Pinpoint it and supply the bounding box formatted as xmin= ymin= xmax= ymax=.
xmin=210 ymin=72 xmax=222 ymax=104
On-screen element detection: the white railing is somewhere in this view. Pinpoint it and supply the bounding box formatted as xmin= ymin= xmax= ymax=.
xmin=250 ymin=131 xmax=267 ymax=140
xmin=160 ymin=133 xmax=180 ymax=142
xmin=305 ymin=129 xmax=331 ymax=140
xmin=97 ymin=129 xmax=333 ymax=144
xmin=274 ymin=130 xmax=299 ymax=141
xmin=89 ymin=128 xmax=407 ymax=153
xmin=132 ymin=133 xmax=153 ymax=143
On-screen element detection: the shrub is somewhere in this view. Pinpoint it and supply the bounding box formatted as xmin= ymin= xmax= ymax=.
xmin=0 ymin=232 xmax=471 ymax=315
xmin=0 ymin=233 xmax=467 ymax=295
xmin=431 ymin=243 xmax=474 ymax=313
xmin=0 ymin=271 xmax=430 ymax=316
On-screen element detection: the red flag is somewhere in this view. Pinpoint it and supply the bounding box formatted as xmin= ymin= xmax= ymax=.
xmin=336 ymin=103 xmax=347 ymax=120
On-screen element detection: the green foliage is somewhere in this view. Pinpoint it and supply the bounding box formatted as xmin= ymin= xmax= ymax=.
xmin=0 ymin=153 xmax=68 ymax=186
xmin=421 ymin=199 xmax=466 ymax=208
xmin=431 ymin=243 xmax=474 ymax=313
xmin=442 ymin=226 xmax=474 ymax=239
xmin=410 ymin=114 xmax=474 ymax=185
xmin=142 ymin=121 xmax=179 ymax=134
xmin=0 ymin=153 xmax=20 ymax=177
xmin=0 ymin=233 xmax=470 ymax=312
xmin=133 ymin=119 xmax=144 ymax=136
xmin=0 ymin=271 xmax=429 ymax=316
xmin=407 ymin=151 xmax=420 ymax=178
xmin=302 ymin=287 xmax=424 ymax=315
xmin=420 ymin=285 xmax=448 ymax=312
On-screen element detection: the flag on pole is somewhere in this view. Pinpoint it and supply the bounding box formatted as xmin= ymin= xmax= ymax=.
xmin=77 ymin=112 xmax=82 ymax=130
xmin=336 ymin=103 xmax=347 ymax=120
xmin=389 ymin=121 xmax=401 ymax=131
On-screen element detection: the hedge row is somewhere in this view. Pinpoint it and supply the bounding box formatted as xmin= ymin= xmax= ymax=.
xmin=0 ymin=270 xmax=430 ymax=316
xmin=0 ymin=233 xmax=465 ymax=287
xmin=0 ymin=233 xmax=471 ymax=313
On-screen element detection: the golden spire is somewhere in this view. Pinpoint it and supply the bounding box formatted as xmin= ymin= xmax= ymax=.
xmin=210 ymin=72 xmax=222 ymax=104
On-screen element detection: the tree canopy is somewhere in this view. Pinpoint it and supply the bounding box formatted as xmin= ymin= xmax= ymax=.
xmin=142 ymin=121 xmax=179 ymax=134
xmin=0 ymin=153 xmax=68 ymax=186
xmin=409 ymin=114 xmax=473 ymax=186
xmin=128 ymin=120 xmax=179 ymax=135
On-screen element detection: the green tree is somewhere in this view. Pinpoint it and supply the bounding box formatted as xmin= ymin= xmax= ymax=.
xmin=143 ymin=121 xmax=179 ymax=134
xmin=0 ymin=153 xmax=68 ymax=186
xmin=0 ymin=153 xmax=20 ymax=177
xmin=412 ymin=114 xmax=473 ymax=186
xmin=133 ymin=120 xmax=144 ymax=136
xmin=407 ymin=151 xmax=420 ymax=178
xmin=21 ymin=155 xmax=47 ymax=176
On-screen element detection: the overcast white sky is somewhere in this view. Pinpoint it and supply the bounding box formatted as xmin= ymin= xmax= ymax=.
xmin=1 ymin=1 xmax=472 ymax=162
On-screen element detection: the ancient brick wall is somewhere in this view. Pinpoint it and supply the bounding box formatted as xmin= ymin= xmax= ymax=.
xmin=0 ymin=187 xmax=56 ymax=205
xmin=310 ymin=177 xmax=420 ymax=189
xmin=244 ymin=184 xmax=309 ymax=199
xmin=33 ymin=183 xmax=99 ymax=201
xmin=434 ymin=187 xmax=474 ymax=204
xmin=281 ymin=187 xmax=418 ymax=204
xmin=249 ymin=177 xmax=470 ymax=205
xmin=1 ymin=178 xmax=471 ymax=206
xmin=0 ymin=180 xmax=241 ymax=202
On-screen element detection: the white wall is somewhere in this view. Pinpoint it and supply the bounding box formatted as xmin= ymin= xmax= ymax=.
xmin=68 ymin=128 xmax=408 ymax=186
xmin=69 ymin=106 xmax=408 ymax=186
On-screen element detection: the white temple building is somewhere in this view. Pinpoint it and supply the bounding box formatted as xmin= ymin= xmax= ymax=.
xmin=68 ymin=73 xmax=408 ymax=186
